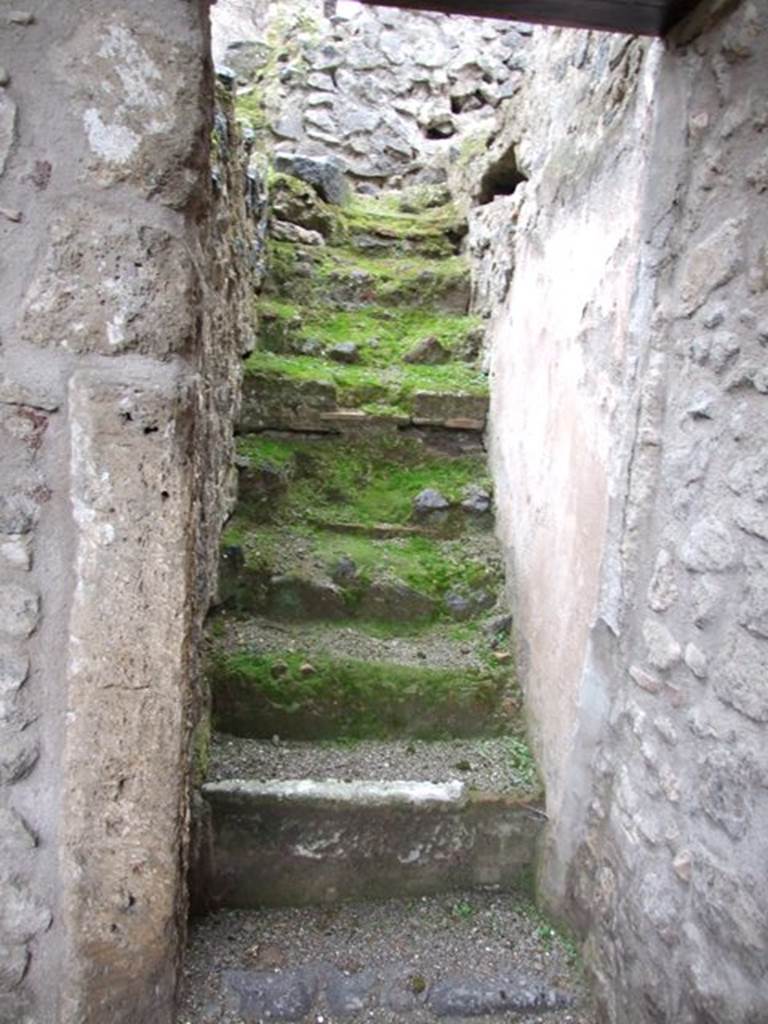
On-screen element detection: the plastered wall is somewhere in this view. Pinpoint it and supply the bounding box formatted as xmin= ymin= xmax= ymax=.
xmin=487 ymin=2 xmax=768 ymax=1020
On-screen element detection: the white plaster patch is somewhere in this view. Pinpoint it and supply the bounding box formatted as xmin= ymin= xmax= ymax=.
xmin=98 ymin=25 xmax=163 ymax=115
xmin=83 ymin=108 xmax=139 ymax=163
xmin=205 ymin=778 xmax=466 ymax=806
xmin=82 ymin=22 xmax=173 ymax=164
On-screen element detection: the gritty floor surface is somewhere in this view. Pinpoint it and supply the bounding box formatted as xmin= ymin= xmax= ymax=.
xmin=178 ymin=890 xmax=594 ymax=1024
xmin=210 ymin=735 xmax=538 ymax=796
xmin=220 ymin=616 xmax=506 ymax=671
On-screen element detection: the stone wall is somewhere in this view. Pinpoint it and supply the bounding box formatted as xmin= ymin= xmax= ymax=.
xmin=486 ymin=2 xmax=768 ymax=1021
xmin=212 ymin=0 xmax=532 ymax=187
xmin=0 ymin=3 xmax=257 ymax=1022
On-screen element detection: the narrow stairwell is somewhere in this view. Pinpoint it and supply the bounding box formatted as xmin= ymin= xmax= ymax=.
xmin=181 ymin=177 xmax=592 ymax=1023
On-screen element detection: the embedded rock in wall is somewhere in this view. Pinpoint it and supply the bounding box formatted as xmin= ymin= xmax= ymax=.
xmin=211 ymin=0 xmax=532 ymax=187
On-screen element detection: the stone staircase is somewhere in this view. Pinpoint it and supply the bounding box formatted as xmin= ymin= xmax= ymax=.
xmin=182 ymin=170 xmax=591 ymax=1023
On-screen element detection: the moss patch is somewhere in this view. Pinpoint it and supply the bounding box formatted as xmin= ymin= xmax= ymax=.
xmin=242 ymin=351 xmax=487 ymax=419
xmin=256 ymin=300 xmax=481 ymax=362
xmin=264 ymin=241 xmax=471 ymax=313
xmin=209 ymin=650 xmax=512 ymax=740
xmin=236 ymin=435 xmax=490 ymax=527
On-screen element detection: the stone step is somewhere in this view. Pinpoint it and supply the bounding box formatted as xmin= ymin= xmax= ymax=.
xmin=178 ymin=890 xmax=589 ymax=1023
xmin=208 ymin=650 xmax=513 ymax=741
xmin=239 ymin=374 xmax=489 ymax=435
xmin=207 ymin=735 xmax=539 ymax=797
xmin=193 ymin=778 xmax=545 ymax=910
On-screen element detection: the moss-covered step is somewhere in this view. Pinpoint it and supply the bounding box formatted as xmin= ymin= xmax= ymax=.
xmin=339 ymin=193 xmax=468 ymax=259
xmin=266 ymin=173 xmax=468 ymax=259
xmin=240 ymin=355 xmax=489 ymax=430
xmin=234 ymin=434 xmax=493 ymax=531
xmin=195 ymin=777 xmax=544 ymax=908
xmin=208 ymin=650 xmax=514 ymax=740
xmin=219 ymin=520 xmax=502 ymax=624
xmin=257 ymin=300 xmax=483 ymax=363
xmin=264 ymin=241 xmax=471 ymax=314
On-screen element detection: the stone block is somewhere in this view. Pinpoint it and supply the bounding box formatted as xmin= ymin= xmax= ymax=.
xmin=58 ymin=366 xmax=197 ymax=1023
xmin=0 ymin=808 xmax=36 ymax=861
xmin=680 ymin=517 xmax=740 ymax=572
xmin=223 ymin=967 xmax=317 ymax=1022
xmin=698 ymin=748 xmax=756 ymax=840
xmin=0 ymin=731 xmax=39 ymax=785
xmin=646 ymin=549 xmax=678 ymax=612
xmin=0 ymin=585 xmax=38 ymax=638
xmin=714 ymin=630 xmax=768 ymax=723
xmin=675 ymin=218 xmax=744 ymax=317
xmin=200 ymin=779 xmax=543 ymax=908
xmin=0 ymin=536 xmax=31 ymax=571
xmin=642 ymin=619 xmax=682 ymax=671
xmin=0 ymin=943 xmax=28 ymax=993
xmin=428 ymin=974 xmax=570 ymax=1016
xmin=410 ymin=392 xmax=489 ymax=423
xmin=0 ymin=646 xmax=28 ymax=694
xmin=0 ymin=879 xmax=51 ymax=945
xmin=21 ymin=213 xmax=200 ymax=356
xmin=692 ymin=856 xmax=767 ymax=981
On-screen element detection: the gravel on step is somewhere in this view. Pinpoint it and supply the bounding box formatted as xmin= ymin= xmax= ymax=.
xmin=209 ymin=735 xmax=538 ymax=797
xmin=221 ymin=616 xmax=500 ymax=671
xmin=177 ymin=890 xmax=594 ymax=1024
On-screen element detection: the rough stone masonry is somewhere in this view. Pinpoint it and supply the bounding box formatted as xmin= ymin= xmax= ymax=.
xmin=0 ymin=3 xmax=257 ymax=1023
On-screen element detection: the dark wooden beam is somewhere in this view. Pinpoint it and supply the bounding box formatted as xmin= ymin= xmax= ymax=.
xmin=357 ymin=0 xmax=705 ymax=36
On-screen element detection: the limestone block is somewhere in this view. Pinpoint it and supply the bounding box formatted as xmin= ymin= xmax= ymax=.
xmin=642 ymin=619 xmax=682 ymax=671
xmin=0 ymin=496 xmax=37 ymax=535
xmin=58 ymin=366 xmax=197 ymax=1023
xmin=56 ymin=14 xmax=208 ymax=208
xmin=739 ymin=571 xmax=768 ymax=637
xmin=0 ymin=585 xmax=39 ymax=638
xmin=0 ymin=730 xmax=39 ymax=784
xmin=0 ymin=91 xmax=16 ymax=177
xmin=680 ymin=517 xmax=740 ymax=572
xmin=692 ymin=856 xmax=767 ymax=981
xmin=675 ymin=218 xmax=744 ymax=317
xmin=0 ymin=808 xmax=36 ymax=860
xmin=691 ymin=576 xmax=721 ymax=626
xmin=698 ymin=747 xmax=756 ymax=840
xmin=21 ymin=211 xmax=199 ymax=357
xmin=646 ymin=549 xmax=678 ymax=612
xmin=0 ymin=646 xmax=28 ymax=694
xmin=0 ymin=879 xmax=50 ymax=947
xmin=684 ymin=642 xmax=708 ymax=679
xmin=0 ymin=942 xmax=28 ymax=992
xmin=713 ymin=630 xmax=768 ymax=723
xmin=0 ymin=536 xmax=31 ymax=570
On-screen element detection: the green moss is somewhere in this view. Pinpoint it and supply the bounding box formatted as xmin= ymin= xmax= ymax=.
xmin=235 ymin=88 xmax=268 ymax=131
xmin=191 ymin=714 xmax=211 ymax=786
xmin=242 ymin=351 xmax=487 ymax=418
xmin=208 ymin=649 xmax=511 ymax=741
xmin=224 ymin=518 xmax=500 ymax=616
xmin=336 ymin=194 xmax=467 ymax=258
xmin=264 ymin=240 xmax=470 ymax=313
xmin=457 ymin=129 xmax=492 ymax=169
xmin=235 ymin=435 xmax=490 ymax=528
xmin=255 ymin=301 xmax=482 ymax=364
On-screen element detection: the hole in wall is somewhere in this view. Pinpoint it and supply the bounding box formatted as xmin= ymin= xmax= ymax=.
xmin=477 ymin=143 xmax=527 ymax=205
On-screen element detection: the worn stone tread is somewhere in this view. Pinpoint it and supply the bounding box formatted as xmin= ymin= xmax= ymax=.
xmin=209 ymin=735 xmax=538 ymax=796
